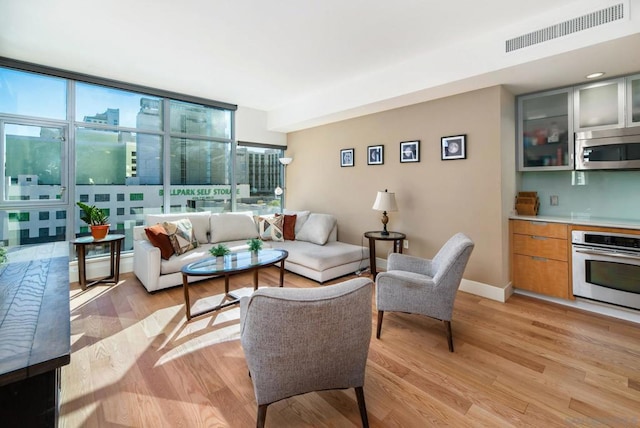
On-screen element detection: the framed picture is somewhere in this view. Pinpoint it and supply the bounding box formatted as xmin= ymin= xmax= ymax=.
xmin=400 ymin=140 xmax=420 ymax=163
xmin=441 ymin=134 xmax=466 ymax=160
xmin=340 ymin=148 xmax=355 ymax=167
xmin=367 ymin=145 xmax=384 ymax=165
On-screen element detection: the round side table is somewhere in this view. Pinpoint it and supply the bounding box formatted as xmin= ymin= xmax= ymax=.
xmin=364 ymin=231 xmax=406 ymax=279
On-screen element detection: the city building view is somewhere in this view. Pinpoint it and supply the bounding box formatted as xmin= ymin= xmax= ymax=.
xmin=0 ymin=66 xmax=284 ymax=252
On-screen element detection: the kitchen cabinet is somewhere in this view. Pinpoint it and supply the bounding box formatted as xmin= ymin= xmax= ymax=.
xmin=510 ymin=219 xmax=570 ymax=299
xmin=627 ymin=73 xmax=640 ymax=127
xmin=574 ymin=78 xmax=625 ymax=132
xmin=517 ymin=88 xmax=573 ymax=171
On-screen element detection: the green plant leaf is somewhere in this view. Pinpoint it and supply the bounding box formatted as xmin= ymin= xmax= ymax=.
xmin=209 ymin=244 xmax=230 ymax=257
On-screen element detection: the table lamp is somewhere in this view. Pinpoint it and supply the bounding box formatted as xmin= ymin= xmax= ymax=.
xmin=372 ymin=189 xmax=398 ymax=236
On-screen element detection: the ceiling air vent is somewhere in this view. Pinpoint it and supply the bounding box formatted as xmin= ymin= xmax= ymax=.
xmin=506 ymin=3 xmax=624 ymax=52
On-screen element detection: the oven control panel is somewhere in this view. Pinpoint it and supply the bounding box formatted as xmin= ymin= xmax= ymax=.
xmin=572 ymin=231 xmax=640 ymax=252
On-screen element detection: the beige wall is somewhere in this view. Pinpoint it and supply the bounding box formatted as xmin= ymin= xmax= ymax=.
xmin=285 ymin=86 xmax=516 ymax=289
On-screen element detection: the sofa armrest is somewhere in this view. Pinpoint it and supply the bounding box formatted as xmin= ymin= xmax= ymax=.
xmin=133 ymin=238 xmax=162 ymax=292
xmin=133 ymin=225 xmax=147 ymax=241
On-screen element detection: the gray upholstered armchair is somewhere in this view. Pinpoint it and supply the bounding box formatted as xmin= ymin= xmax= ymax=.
xmin=240 ymin=277 xmax=373 ymax=428
xmin=375 ymin=232 xmax=474 ymax=352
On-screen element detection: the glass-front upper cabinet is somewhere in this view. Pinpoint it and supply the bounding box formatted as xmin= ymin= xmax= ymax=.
xmin=574 ymin=78 xmax=625 ymax=132
xmin=627 ymin=73 xmax=640 ymax=127
xmin=518 ymin=88 xmax=573 ymax=171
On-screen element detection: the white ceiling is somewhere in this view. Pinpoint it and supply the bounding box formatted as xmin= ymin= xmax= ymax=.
xmin=1 ymin=0 xmax=640 ymax=132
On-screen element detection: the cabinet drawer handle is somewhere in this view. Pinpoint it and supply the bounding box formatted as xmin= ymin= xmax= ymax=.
xmin=530 ymin=221 xmax=548 ymax=226
xmin=532 ymin=256 xmax=547 ymax=262
xmin=531 ymin=236 xmax=547 ymax=240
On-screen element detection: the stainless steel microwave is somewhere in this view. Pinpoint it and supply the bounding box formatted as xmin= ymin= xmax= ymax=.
xmin=575 ymin=128 xmax=640 ymax=170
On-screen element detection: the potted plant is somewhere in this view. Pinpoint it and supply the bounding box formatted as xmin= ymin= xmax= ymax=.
xmin=247 ymin=238 xmax=263 ymax=252
xmin=247 ymin=238 xmax=262 ymax=262
xmin=210 ymin=244 xmax=230 ymax=267
xmin=77 ymin=201 xmax=110 ymax=240
xmin=210 ymin=244 xmax=231 ymax=257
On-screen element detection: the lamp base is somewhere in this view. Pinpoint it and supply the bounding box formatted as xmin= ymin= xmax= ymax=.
xmin=380 ymin=211 xmax=389 ymax=235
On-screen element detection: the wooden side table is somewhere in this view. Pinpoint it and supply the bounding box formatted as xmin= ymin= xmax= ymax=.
xmin=72 ymin=234 xmax=125 ymax=287
xmin=364 ymin=231 xmax=406 ymax=279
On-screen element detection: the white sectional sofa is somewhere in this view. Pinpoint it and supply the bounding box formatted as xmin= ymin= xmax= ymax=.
xmin=133 ymin=210 xmax=369 ymax=292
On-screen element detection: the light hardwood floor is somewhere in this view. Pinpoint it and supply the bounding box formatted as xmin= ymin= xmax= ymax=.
xmin=61 ymin=269 xmax=640 ymax=427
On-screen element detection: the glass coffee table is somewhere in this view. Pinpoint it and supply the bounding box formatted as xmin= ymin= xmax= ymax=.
xmin=181 ymin=249 xmax=288 ymax=320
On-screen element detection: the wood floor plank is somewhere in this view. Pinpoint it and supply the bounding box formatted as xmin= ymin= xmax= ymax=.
xmin=58 ymin=270 xmax=640 ymax=427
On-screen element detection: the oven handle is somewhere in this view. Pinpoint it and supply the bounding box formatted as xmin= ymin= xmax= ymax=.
xmin=574 ymin=248 xmax=640 ymax=261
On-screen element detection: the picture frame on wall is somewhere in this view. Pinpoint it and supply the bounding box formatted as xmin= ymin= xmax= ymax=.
xmin=340 ymin=148 xmax=355 ymax=167
xmin=441 ymin=134 xmax=466 ymax=160
xmin=367 ymin=145 xmax=384 ymax=165
xmin=400 ymin=140 xmax=420 ymax=163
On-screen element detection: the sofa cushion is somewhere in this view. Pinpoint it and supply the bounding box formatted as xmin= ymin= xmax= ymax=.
xmin=146 ymin=211 xmax=210 ymax=245
xmin=210 ymin=212 xmax=259 ymax=243
xmin=256 ymin=215 xmax=284 ymax=241
xmin=276 ymin=240 xmax=365 ymax=271
xmin=163 ymin=218 xmax=199 ymax=255
xmin=276 ymin=213 xmax=297 ymax=240
xmin=145 ymin=224 xmax=175 ymax=260
xmin=283 ymin=209 xmax=310 ymax=235
xmin=160 ymin=245 xmax=212 ymax=275
xmin=296 ymin=213 xmax=336 ymax=245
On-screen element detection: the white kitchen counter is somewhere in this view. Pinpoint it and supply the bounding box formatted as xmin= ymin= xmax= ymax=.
xmin=509 ymin=214 xmax=640 ymax=230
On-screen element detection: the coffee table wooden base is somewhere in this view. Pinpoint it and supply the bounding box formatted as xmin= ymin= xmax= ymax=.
xmin=182 ymin=258 xmax=286 ymax=321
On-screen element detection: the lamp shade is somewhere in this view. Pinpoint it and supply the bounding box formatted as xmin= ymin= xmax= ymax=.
xmin=279 ymin=157 xmax=293 ymax=165
xmin=372 ymin=190 xmax=398 ymax=212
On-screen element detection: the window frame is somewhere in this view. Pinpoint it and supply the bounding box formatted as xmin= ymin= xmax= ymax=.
xmin=0 ymin=57 xmax=239 ymax=250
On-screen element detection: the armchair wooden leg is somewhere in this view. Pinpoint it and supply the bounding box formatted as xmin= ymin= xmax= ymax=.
xmin=355 ymin=386 xmax=369 ymax=428
xmin=444 ymin=320 xmax=454 ymax=352
xmin=257 ymin=404 xmax=268 ymax=428
xmin=376 ymin=311 xmax=384 ymax=339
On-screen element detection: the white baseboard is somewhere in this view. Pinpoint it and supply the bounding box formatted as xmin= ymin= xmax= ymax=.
xmin=74 ymin=255 xmax=639 ymax=324
xmin=459 ymin=279 xmax=511 ymax=303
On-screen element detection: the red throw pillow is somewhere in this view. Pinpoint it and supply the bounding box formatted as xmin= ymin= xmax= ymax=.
xmin=145 ymin=224 xmax=175 ymax=260
xmin=276 ymin=213 xmax=297 ymax=240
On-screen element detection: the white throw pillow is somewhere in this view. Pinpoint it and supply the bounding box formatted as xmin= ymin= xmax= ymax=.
xmin=283 ymin=209 xmax=311 ymax=234
xmin=210 ymin=212 xmax=259 ymax=243
xmin=296 ymin=213 xmax=336 ymax=245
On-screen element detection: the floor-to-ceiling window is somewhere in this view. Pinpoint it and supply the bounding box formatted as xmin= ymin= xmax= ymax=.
xmin=0 ymin=61 xmax=284 ymax=256
xmin=236 ymin=144 xmax=284 ymax=215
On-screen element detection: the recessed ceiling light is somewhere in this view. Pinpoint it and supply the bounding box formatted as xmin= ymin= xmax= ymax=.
xmin=586 ymin=72 xmax=605 ymax=79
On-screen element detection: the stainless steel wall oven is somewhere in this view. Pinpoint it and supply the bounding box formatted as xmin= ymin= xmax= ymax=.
xmin=572 ymin=230 xmax=640 ymax=311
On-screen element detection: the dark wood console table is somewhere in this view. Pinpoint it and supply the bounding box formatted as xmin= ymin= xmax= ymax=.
xmin=0 ymin=243 xmax=71 ymax=427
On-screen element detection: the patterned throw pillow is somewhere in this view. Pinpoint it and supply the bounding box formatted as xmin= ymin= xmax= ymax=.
xmin=144 ymin=223 xmax=175 ymax=260
xmin=163 ymin=218 xmax=199 ymax=255
xmin=256 ymin=215 xmax=284 ymax=242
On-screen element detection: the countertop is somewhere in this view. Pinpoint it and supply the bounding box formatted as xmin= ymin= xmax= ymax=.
xmin=509 ymin=214 xmax=640 ymax=230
